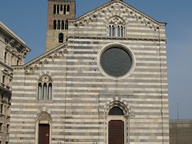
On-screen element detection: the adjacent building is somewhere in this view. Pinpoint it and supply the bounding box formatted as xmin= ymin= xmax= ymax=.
xmin=9 ymin=0 xmax=169 ymax=144
xmin=170 ymin=120 xmax=192 ymax=144
xmin=0 ymin=21 xmax=30 ymax=143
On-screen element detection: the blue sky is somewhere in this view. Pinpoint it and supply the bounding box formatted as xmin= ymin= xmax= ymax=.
xmin=0 ymin=0 xmax=192 ymax=120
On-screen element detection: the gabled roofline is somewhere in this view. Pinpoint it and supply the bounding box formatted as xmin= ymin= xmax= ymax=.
xmin=22 ymin=43 xmax=67 ymax=68
xmin=72 ymin=0 xmax=166 ymax=26
xmin=120 ymin=1 xmax=167 ymax=26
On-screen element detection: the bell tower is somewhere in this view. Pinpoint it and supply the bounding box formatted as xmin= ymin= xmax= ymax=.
xmin=46 ymin=0 xmax=76 ymax=51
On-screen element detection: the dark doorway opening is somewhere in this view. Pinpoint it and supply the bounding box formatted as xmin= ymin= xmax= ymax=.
xmin=39 ymin=124 xmax=49 ymax=144
xmin=109 ymin=120 xmax=124 ymax=144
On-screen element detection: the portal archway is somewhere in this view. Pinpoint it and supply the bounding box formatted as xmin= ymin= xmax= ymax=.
xmin=35 ymin=112 xmax=52 ymax=144
xmin=107 ymin=106 xmax=126 ymax=144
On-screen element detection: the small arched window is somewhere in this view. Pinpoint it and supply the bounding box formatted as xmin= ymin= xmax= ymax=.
xmin=57 ymin=20 xmax=60 ymax=30
xmin=121 ymin=26 xmax=124 ymax=37
xmin=38 ymin=75 xmax=52 ymax=100
xmin=65 ymin=20 xmax=68 ymax=30
xmin=118 ymin=26 xmax=120 ymax=37
xmin=62 ymin=20 xmax=64 ymax=30
xmin=43 ymin=83 xmax=47 ymax=100
xmin=53 ymin=5 xmax=56 ymax=14
xmin=67 ymin=5 xmax=70 ymax=12
xmin=63 ymin=5 xmax=66 ymax=14
xmin=48 ymin=83 xmax=52 ymax=100
xmin=109 ymin=25 xmax=111 ymax=37
xmin=38 ymin=83 xmax=42 ymax=100
xmin=57 ymin=5 xmax=59 ymax=14
xmin=112 ymin=25 xmax=115 ymax=37
xmin=60 ymin=5 xmax=63 ymax=11
xmin=53 ymin=20 xmax=57 ymax=29
xmin=59 ymin=33 xmax=64 ymax=43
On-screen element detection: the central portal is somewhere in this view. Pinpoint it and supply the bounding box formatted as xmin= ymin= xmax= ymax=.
xmin=109 ymin=120 xmax=124 ymax=144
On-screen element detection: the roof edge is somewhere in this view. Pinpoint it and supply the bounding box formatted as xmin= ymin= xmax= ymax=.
xmin=0 ymin=21 xmax=31 ymax=52
xmin=24 ymin=43 xmax=67 ymax=68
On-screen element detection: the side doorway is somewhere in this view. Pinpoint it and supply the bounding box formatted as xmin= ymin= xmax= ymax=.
xmin=38 ymin=124 xmax=50 ymax=144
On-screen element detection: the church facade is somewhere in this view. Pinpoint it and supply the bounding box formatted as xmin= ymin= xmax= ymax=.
xmin=9 ymin=0 xmax=169 ymax=144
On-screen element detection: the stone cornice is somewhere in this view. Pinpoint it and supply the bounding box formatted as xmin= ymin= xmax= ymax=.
xmin=68 ymin=36 xmax=167 ymax=42
xmin=0 ymin=21 xmax=31 ymax=52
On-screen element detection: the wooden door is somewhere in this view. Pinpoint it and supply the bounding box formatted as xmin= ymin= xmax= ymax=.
xmin=39 ymin=124 xmax=49 ymax=144
xmin=109 ymin=120 xmax=124 ymax=144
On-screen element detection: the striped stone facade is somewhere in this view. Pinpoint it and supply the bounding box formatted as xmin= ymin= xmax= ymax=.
xmin=9 ymin=0 xmax=169 ymax=144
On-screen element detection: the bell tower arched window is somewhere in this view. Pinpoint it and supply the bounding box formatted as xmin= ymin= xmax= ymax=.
xmin=38 ymin=75 xmax=52 ymax=100
xmin=53 ymin=5 xmax=56 ymax=14
xmin=57 ymin=20 xmax=60 ymax=29
xmin=53 ymin=20 xmax=57 ymax=29
xmin=62 ymin=20 xmax=64 ymax=30
xmin=65 ymin=20 xmax=68 ymax=30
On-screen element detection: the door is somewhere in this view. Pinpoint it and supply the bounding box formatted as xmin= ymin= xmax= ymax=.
xmin=109 ymin=120 xmax=124 ymax=144
xmin=39 ymin=124 xmax=49 ymax=144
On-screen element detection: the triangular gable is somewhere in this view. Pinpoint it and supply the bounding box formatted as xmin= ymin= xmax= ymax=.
xmin=72 ymin=0 xmax=166 ymax=30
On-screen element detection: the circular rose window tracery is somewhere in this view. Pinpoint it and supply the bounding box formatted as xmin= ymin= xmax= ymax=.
xmin=98 ymin=43 xmax=135 ymax=79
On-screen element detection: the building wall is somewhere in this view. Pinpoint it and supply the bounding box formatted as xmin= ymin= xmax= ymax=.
xmin=9 ymin=1 xmax=169 ymax=144
xmin=0 ymin=21 xmax=30 ymax=144
xmin=170 ymin=120 xmax=192 ymax=144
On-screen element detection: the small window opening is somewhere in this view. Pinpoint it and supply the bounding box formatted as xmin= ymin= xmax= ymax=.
xmin=67 ymin=5 xmax=70 ymax=12
xmin=59 ymin=33 xmax=64 ymax=43
xmin=53 ymin=5 xmax=56 ymax=14
xmin=53 ymin=20 xmax=57 ymax=29
xmin=121 ymin=26 xmax=124 ymax=37
xmin=62 ymin=20 xmax=64 ymax=30
xmin=17 ymin=60 xmax=19 ymax=65
xmin=65 ymin=20 xmax=68 ymax=30
xmin=60 ymin=5 xmax=63 ymax=11
xmin=0 ymin=123 xmax=2 ymax=131
xmin=38 ymin=83 xmax=42 ymax=100
xmin=109 ymin=25 xmax=111 ymax=37
xmin=112 ymin=25 xmax=115 ymax=37
xmin=63 ymin=5 xmax=66 ymax=14
xmin=57 ymin=20 xmax=60 ymax=30
xmin=7 ymin=124 xmax=9 ymax=133
xmin=2 ymin=75 xmax=5 ymax=84
xmin=4 ymin=52 xmax=7 ymax=63
xmin=118 ymin=26 xmax=120 ymax=37
xmin=0 ymin=104 xmax=3 ymax=114
xmin=57 ymin=5 xmax=59 ymax=14
xmin=48 ymin=83 xmax=52 ymax=100
xmin=43 ymin=83 xmax=47 ymax=100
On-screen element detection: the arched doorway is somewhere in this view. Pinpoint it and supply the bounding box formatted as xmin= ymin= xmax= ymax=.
xmin=35 ymin=112 xmax=52 ymax=144
xmin=108 ymin=107 xmax=125 ymax=144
